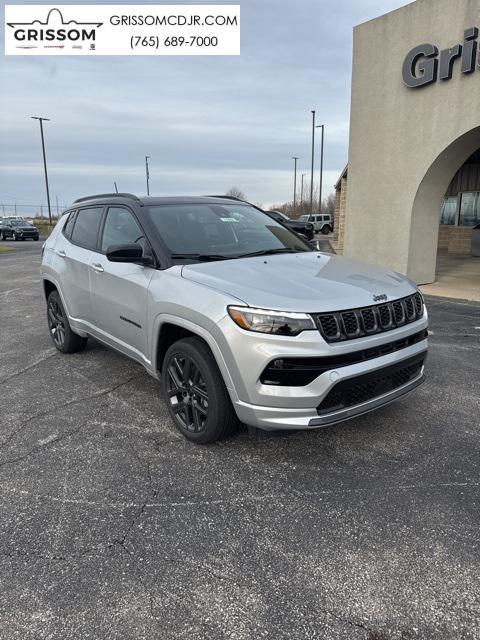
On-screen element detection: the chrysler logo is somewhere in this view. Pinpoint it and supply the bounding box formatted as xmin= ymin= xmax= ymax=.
xmin=373 ymin=294 xmax=388 ymax=302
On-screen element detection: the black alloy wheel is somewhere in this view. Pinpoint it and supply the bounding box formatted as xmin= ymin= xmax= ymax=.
xmin=162 ymin=337 xmax=238 ymax=443
xmin=46 ymin=290 xmax=87 ymax=353
xmin=47 ymin=295 xmax=66 ymax=348
xmin=166 ymin=354 xmax=209 ymax=433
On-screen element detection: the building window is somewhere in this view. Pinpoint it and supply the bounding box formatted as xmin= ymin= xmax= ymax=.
xmin=440 ymin=196 xmax=457 ymax=225
xmin=459 ymin=192 xmax=480 ymax=227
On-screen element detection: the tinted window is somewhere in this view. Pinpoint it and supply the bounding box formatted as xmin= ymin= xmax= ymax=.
xmin=101 ymin=207 xmax=144 ymax=253
xmin=146 ymin=203 xmax=311 ymax=258
xmin=70 ymin=207 xmax=103 ymax=250
xmin=63 ymin=211 xmax=77 ymax=238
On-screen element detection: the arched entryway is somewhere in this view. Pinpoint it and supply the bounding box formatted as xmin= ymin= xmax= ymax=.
xmin=407 ymin=127 xmax=480 ymax=285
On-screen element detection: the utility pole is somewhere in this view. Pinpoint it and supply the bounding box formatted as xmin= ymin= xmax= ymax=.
xmin=114 ymin=181 xmax=119 ymax=193
xmin=56 ymin=195 xmax=59 ymax=217
xmin=292 ymin=156 xmax=299 ymax=217
xmin=301 ymin=173 xmax=306 ymax=209
xmin=145 ymin=156 xmax=150 ymax=196
xmin=14 ymin=202 xmax=17 ymax=216
xmin=316 ymin=124 xmax=325 ymax=214
xmin=31 ymin=116 xmax=52 ymax=224
xmin=310 ymin=110 xmax=316 ymax=215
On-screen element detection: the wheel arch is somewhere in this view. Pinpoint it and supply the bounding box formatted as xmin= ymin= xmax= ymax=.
xmin=152 ymin=315 xmax=239 ymax=402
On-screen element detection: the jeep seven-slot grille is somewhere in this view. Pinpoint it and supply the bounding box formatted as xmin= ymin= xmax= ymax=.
xmin=315 ymin=293 xmax=424 ymax=343
xmin=317 ymin=353 xmax=426 ymax=415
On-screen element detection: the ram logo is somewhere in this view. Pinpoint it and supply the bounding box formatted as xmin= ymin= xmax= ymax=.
xmin=373 ymin=294 xmax=388 ymax=302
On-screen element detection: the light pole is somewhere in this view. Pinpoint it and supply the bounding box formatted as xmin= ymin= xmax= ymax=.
xmin=145 ymin=156 xmax=150 ymax=196
xmin=301 ymin=173 xmax=306 ymax=210
xmin=316 ymin=124 xmax=325 ymax=214
xmin=309 ymin=110 xmax=316 ymax=215
xmin=31 ymin=116 xmax=52 ymax=224
xmin=292 ymin=156 xmax=299 ymax=217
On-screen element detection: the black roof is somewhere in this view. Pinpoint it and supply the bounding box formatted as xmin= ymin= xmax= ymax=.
xmin=71 ymin=193 xmax=244 ymax=207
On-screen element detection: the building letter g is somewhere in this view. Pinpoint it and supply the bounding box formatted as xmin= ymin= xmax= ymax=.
xmin=402 ymin=44 xmax=439 ymax=88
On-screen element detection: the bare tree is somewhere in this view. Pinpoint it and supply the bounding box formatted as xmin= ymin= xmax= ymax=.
xmin=322 ymin=193 xmax=335 ymax=217
xmin=225 ymin=186 xmax=246 ymax=200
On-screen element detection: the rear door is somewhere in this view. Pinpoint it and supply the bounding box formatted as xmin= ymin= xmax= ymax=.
xmin=53 ymin=206 xmax=104 ymax=325
xmin=89 ymin=206 xmax=154 ymax=360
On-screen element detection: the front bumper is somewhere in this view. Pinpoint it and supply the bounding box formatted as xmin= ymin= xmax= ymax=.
xmin=213 ymin=312 xmax=428 ymax=431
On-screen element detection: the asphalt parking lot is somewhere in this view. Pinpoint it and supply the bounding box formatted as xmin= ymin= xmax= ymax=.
xmin=1 ymin=240 xmax=479 ymax=640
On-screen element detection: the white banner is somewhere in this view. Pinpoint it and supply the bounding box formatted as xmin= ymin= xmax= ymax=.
xmin=4 ymin=5 xmax=240 ymax=55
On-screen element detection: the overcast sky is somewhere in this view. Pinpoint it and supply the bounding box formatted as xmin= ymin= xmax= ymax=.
xmin=0 ymin=0 xmax=412 ymax=214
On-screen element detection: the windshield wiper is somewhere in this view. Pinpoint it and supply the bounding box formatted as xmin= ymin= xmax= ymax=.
xmin=235 ymin=248 xmax=303 ymax=258
xmin=170 ymin=253 xmax=229 ymax=262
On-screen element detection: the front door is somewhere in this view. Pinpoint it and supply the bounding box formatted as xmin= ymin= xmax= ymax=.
xmin=89 ymin=206 xmax=154 ymax=361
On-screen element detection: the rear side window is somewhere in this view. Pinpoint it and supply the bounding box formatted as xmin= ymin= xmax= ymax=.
xmin=70 ymin=207 xmax=103 ymax=251
xmin=62 ymin=211 xmax=76 ymax=239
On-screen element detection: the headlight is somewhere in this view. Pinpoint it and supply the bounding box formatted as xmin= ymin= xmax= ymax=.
xmin=228 ymin=306 xmax=315 ymax=336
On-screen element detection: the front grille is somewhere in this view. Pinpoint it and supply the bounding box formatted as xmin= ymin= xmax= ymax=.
xmin=315 ymin=293 xmax=424 ymax=343
xmin=317 ymin=353 xmax=426 ymax=415
xmin=260 ymin=329 xmax=428 ymax=386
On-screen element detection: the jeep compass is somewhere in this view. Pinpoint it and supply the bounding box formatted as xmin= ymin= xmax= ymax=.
xmin=41 ymin=194 xmax=428 ymax=443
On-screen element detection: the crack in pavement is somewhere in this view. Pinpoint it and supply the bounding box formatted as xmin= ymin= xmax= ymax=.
xmin=0 ymin=350 xmax=58 ymax=386
xmin=0 ymin=376 xmax=140 ymax=464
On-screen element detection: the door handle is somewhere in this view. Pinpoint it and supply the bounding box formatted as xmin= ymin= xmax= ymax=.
xmin=91 ymin=263 xmax=104 ymax=273
xmin=57 ymin=249 xmax=66 ymax=257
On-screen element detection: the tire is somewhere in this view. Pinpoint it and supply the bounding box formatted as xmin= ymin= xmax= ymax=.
xmin=162 ymin=337 xmax=238 ymax=443
xmin=12 ymin=232 xmax=18 ymax=241
xmin=1 ymin=233 xmax=6 ymax=241
xmin=47 ymin=290 xmax=87 ymax=354
xmin=34 ymin=237 xmax=39 ymax=241
xmin=321 ymin=225 xmax=330 ymax=235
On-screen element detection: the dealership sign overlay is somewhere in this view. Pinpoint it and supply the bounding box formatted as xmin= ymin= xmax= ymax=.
xmin=4 ymin=5 xmax=240 ymax=55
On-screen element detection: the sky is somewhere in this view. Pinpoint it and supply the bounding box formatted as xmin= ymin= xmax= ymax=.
xmin=0 ymin=0 xmax=412 ymax=215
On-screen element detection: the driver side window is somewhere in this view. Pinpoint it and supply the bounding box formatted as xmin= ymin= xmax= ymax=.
xmin=101 ymin=207 xmax=144 ymax=253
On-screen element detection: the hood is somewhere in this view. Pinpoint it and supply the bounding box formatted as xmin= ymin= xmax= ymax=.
xmin=181 ymin=252 xmax=416 ymax=312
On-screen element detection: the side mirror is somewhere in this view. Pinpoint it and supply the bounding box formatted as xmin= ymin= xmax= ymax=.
xmin=106 ymin=243 xmax=144 ymax=263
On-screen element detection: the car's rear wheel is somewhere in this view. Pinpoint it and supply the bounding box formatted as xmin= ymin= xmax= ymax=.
xmin=47 ymin=290 xmax=87 ymax=353
xmin=162 ymin=337 xmax=237 ymax=443
xmin=321 ymin=225 xmax=330 ymax=235
xmin=12 ymin=232 xmax=18 ymax=241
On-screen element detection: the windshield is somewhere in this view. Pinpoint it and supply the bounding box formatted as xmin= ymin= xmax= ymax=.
xmin=146 ymin=203 xmax=312 ymax=259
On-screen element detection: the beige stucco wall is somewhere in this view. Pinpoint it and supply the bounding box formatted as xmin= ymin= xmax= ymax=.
xmin=344 ymin=0 xmax=480 ymax=284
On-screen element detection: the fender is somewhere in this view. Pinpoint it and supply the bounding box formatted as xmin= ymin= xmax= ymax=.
xmin=151 ymin=313 xmax=240 ymax=403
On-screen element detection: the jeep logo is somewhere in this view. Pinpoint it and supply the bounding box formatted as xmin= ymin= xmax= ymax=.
xmin=373 ymin=294 xmax=387 ymax=302
xmin=402 ymin=27 xmax=479 ymax=88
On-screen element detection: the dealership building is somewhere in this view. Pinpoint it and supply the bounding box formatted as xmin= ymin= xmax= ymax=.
xmin=334 ymin=0 xmax=480 ymax=288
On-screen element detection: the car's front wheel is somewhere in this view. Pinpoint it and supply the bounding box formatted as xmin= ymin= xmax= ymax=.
xmin=1 ymin=233 xmax=7 ymax=241
xmin=12 ymin=232 xmax=18 ymax=241
xmin=47 ymin=290 xmax=87 ymax=353
xmin=162 ymin=337 xmax=237 ymax=443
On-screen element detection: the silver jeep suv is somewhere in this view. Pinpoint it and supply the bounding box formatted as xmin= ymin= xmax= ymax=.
xmin=41 ymin=194 xmax=428 ymax=443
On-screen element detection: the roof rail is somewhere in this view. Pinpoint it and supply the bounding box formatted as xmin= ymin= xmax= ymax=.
xmin=205 ymin=194 xmax=246 ymax=202
xmin=73 ymin=193 xmax=141 ymax=204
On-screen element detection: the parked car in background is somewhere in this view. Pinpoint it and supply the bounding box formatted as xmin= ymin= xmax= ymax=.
xmin=299 ymin=213 xmax=333 ymax=234
xmin=267 ymin=210 xmax=315 ymax=241
xmin=0 ymin=218 xmax=39 ymax=241
xmin=41 ymin=193 xmax=428 ymax=444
